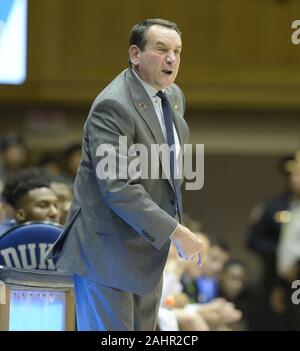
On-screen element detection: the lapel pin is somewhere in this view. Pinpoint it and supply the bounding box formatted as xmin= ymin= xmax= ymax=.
xmin=139 ymin=103 xmax=147 ymax=110
xmin=174 ymin=104 xmax=178 ymax=111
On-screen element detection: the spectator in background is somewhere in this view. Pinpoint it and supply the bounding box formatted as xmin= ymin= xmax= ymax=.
xmin=247 ymin=153 xmax=297 ymax=330
xmin=182 ymin=238 xmax=230 ymax=304
xmin=49 ymin=175 xmax=72 ymax=225
xmin=277 ymin=153 xmax=300 ymax=281
xmin=0 ymin=132 xmax=30 ymax=191
xmin=1 ymin=168 xmax=60 ymax=227
xmin=276 ymin=153 xmax=300 ymax=330
xmin=218 ymin=259 xmax=254 ymax=330
xmin=219 ymin=260 xmax=247 ymax=302
xmin=37 ymin=155 xmax=73 ymax=224
xmin=0 ymin=168 xmax=62 ymax=270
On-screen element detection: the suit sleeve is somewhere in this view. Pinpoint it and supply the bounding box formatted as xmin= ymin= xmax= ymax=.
xmin=87 ymin=98 xmax=178 ymax=249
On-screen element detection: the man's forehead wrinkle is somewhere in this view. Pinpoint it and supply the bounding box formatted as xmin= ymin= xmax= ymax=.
xmin=154 ymin=40 xmax=182 ymax=48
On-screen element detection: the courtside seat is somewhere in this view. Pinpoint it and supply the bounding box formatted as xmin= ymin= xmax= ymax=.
xmin=0 ymin=222 xmax=62 ymax=270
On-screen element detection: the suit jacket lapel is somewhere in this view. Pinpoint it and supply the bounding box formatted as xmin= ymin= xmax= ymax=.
xmin=126 ymin=69 xmax=165 ymax=146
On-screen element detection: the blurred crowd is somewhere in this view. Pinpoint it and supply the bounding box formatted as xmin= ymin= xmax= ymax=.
xmin=0 ymin=132 xmax=80 ymax=232
xmin=158 ymin=224 xmax=251 ymax=331
xmin=0 ymin=131 xmax=299 ymax=330
xmin=158 ymin=148 xmax=300 ymax=331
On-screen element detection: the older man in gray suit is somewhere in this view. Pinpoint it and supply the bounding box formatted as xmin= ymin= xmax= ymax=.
xmin=50 ymin=18 xmax=204 ymax=331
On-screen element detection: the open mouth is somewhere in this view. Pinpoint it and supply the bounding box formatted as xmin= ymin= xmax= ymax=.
xmin=162 ymin=69 xmax=173 ymax=75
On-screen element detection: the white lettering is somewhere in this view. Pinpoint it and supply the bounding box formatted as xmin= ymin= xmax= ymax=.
xmin=38 ymin=243 xmax=55 ymax=270
xmin=0 ymin=247 xmax=21 ymax=268
xmin=100 ymin=336 xmax=135 ymax=349
xmin=18 ymin=244 xmax=37 ymax=269
xmin=291 ymin=280 xmax=300 ymax=304
xmin=291 ymin=20 xmax=300 ymax=45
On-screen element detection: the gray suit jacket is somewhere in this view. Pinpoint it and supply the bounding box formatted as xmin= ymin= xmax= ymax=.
xmin=50 ymin=68 xmax=189 ymax=295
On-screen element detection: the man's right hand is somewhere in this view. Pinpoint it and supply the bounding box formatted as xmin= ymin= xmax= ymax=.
xmin=171 ymin=224 xmax=204 ymax=266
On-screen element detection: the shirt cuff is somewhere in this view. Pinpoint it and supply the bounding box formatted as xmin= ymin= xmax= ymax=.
xmin=169 ymin=223 xmax=179 ymax=240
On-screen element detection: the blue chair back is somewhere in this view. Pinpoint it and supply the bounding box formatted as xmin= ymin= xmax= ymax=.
xmin=0 ymin=221 xmax=63 ymax=270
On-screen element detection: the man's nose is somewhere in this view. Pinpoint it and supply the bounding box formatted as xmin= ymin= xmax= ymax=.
xmin=166 ymin=51 xmax=176 ymax=64
xmin=48 ymin=204 xmax=59 ymax=219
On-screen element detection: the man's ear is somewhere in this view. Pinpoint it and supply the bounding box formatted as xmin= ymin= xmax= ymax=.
xmin=15 ymin=209 xmax=26 ymax=222
xmin=128 ymin=45 xmax=140 ymax=67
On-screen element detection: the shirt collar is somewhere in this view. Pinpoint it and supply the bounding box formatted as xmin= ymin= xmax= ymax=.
xmin=132 ymin=69 xmax=163 ymax=99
